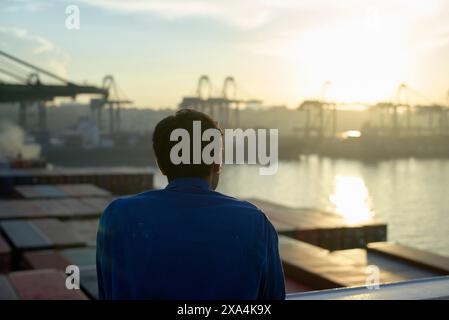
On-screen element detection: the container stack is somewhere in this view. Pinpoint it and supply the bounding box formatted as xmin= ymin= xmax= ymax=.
xmin=0 ymin=171 xmax=121 ymax=300
xmin=0 ymin=167 xmax=154 ymax=196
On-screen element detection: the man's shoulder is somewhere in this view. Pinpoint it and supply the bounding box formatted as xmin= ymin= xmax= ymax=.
xmin=103 ymin=189 xmax=271 ymax=226
xmin=102 ymin=189 xmax=163 ymax=214
xmin=217 ymin=193 xmax=259 ymax=210
xmin=211 ymin=192 xmax=270 ymax=220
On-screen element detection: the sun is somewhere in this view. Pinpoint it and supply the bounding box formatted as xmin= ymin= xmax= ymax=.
xmin=291 ymin=12 xmax=408 ymax=104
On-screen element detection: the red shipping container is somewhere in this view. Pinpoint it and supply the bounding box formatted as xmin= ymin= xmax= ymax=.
xmin=8 ymin=269 xmax=88 ymax=300
xmin=23 ymin=250 xmax=71 ymax=271
xmin=0 ymin=233 xmax=12 ymax=272
xmin=31 ymin=219 xmax=84 ymax=248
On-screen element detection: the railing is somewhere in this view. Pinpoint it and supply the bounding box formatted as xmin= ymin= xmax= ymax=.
xmin=287 ymin=276 xmax=449 ymax=300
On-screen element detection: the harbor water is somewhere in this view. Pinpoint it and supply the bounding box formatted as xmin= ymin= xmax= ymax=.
xmin=154 ymin=156 xmax=449 ymax=257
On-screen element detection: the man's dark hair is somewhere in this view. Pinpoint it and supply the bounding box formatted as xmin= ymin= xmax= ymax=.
xmin=152 ymin=108 xmax=222 ymax=181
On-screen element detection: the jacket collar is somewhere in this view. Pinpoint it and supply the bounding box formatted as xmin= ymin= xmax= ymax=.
xmin=165 ymin=177 xmax=210 ymax=191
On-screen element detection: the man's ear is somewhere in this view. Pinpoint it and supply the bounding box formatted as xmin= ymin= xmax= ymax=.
xmin=156 ymin=159 xmax=167 ymax=176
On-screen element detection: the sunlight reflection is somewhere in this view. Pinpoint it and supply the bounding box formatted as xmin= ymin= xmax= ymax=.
xmin=329 ymin=175 xmax=374 ymax=224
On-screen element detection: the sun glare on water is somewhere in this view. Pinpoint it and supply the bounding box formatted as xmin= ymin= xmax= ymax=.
xmin=329 ymin=175 xmax=374 ymax=225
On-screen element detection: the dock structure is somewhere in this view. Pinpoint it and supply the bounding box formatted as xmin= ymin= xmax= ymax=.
xmin=247 ymin=198 xmax=387 ymax=250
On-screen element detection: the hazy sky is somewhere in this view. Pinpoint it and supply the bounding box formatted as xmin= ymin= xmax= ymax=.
xmin=1 ymin=0 xmax=449 ymax=108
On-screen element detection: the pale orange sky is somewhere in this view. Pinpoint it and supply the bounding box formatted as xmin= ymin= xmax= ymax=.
xmin=1 ymin=0 xmax=449 ymax=108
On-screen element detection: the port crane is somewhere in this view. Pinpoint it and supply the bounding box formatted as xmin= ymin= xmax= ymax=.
xmin=298 ymin=81 xmax=449 ymax=140
xmin=178 ymin=75 xmax=261 ymax=128
xmin=90 ymin=75 xmax=132 ymax=134
xmin=0 ymin=50 xmax=130 ymax=135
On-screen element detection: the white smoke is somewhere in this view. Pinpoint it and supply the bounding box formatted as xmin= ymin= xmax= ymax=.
xmin=0 ymin=122 xmax=41 ymax=160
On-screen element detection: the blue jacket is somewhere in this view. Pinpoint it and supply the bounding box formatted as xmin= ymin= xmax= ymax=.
xmin=96 ymin=177 xmax=285 ymax=299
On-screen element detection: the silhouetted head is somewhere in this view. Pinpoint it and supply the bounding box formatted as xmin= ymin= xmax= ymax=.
xmin=152 ymin=108 xmax=222 ymax=189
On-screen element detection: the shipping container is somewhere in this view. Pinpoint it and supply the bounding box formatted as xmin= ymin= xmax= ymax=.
xmin=8 ymin=269 xmax=88 ymax=300
xmin=0 ymin=220 xmax=52 ymax=251
xmin=61 ymin=247 xmax=96 ymax=268
xmin=23 ymin=250 xmax=71 ymax=271
xmin=64 ymin=219 xmax=99 ymax=247
xmin=14 ymin=185 xmax=66 ymax=199
xmin=0 ymin=233 xmax=12 ymax=273
xmin=56 ymin=184 xmax=111 ymax=198
xmin=0 ymin=275 xmax=18 ymax=300
xmin=31 ymin=219 xmax=85 ymax=249
xmin=80 ymin=266 xmax=98 ymax=300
